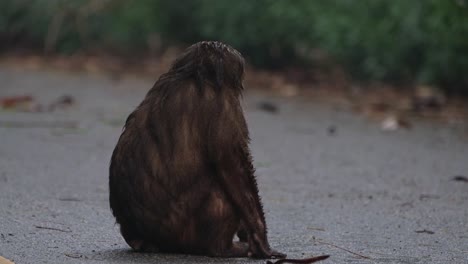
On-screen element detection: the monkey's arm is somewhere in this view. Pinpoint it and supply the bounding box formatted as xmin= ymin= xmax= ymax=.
xmin=212 ymin=143 xmax=281 ymax=258
xmin=207 ymin=95 xmax=284 ymax=258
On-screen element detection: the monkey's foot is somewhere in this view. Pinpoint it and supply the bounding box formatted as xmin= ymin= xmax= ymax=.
xmin=210 ymin=242 xmax=249 ymax=257
xmin=128 ymin=240 xmax=159 ymax=253
xmin=248 ymin=247 xmax=287 ymax=259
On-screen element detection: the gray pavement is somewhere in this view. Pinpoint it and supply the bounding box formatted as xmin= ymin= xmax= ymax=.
xmin=0 ymin=67 xmax=467 ymax=264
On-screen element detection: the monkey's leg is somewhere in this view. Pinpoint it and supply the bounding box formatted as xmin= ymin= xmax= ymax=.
xmin=209 ymin=241 xmax=250 ymax=258
xmin=120 ymin=225 xmax=159 ymax=253
xmin=214 ymin=148 xmax=286 ymax=259
xmin=198 ymin=192 xmax=250 ymax=258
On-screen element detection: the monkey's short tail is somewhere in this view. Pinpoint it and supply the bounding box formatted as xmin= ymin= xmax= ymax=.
xmin=266 ymin=255 xmax=330 ymax=264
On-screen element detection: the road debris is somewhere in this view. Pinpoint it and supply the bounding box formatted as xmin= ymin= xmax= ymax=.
xmin=257 ymin=101 xmax=279 ymax=114
xmin=0 ymin=94 xmax=75 ymax=112
xmin=34 ymin=225 xmax=72 ymax=233
xmin=415 ymin=229 xmax=435 ymax=234
xmin=380 ymin=115 xmax=411 ymax=131
xmin=452 ymin=175 xmax=468 ymax=183
xmin=315 ymin=240 xmax=370 ymax=259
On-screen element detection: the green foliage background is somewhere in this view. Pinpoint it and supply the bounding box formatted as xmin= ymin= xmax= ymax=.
xmin=1 ymin=0 xmax=467 ymax=93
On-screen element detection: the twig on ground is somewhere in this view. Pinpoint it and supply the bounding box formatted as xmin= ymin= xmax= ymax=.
xmin=34 ymin=225 xmax=72 ymax=233
xmin=415 ymin=229 xmax=435 ymax=234
xmin=315 ymin=240 xmax=371 ymax=259
xmin=64 ymin=253 xmax=82 ymax=259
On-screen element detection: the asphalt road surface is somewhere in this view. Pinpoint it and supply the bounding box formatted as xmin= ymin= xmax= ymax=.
xmin=0 ymin=67 xmax=467 ymax=264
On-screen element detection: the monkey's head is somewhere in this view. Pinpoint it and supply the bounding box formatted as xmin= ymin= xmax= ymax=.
xmin=168 ymin=41 xmax=245 ymax=92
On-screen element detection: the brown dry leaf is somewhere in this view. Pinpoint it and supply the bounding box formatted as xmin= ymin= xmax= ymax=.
xmin=0 ymin=95 xmax=35 ymax=111
xmin=0 ymin=256 xmax=15 ymax=264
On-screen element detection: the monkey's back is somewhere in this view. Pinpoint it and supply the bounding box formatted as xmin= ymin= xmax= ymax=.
xmin=109 ymin=82 xmax=243 ymax=250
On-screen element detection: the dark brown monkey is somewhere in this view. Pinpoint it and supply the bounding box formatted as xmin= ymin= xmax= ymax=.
xmin=109 ymin=41 xmax=285 ymax=259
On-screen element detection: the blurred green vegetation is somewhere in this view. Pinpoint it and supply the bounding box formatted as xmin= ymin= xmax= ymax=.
xmin=1 ymin=0 xmax=467 ymax=93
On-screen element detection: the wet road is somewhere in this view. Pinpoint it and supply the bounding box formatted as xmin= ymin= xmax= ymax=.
xmin=0 ymin=67 xmax=467 ymax=264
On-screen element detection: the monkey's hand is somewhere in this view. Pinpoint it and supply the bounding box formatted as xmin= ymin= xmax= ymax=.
xmin=270 ymin=249 xmax=287 ymax=259
xmin=269 ymin=249 xmax=287 ymax=259
xmin=249 ymin=247 xmax=287 ymax=259
xmin=248 ymin=233 xmax=286 ymax=259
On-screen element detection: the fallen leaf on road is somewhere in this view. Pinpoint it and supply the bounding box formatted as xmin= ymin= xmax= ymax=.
xmin=327 ymin=125 xmax=337 ymax=136
xmin=0 ymin=256 xmax=15 ymax=264
xmin=452 ymin=175 xmax=468 ymax=182
xmin=257 ymin=101 xmax=279 ymax=114
xmin=0 ymin=95 xmax=35 ymax=111
xmin=0 ymin=94 xmax=75 ymax=112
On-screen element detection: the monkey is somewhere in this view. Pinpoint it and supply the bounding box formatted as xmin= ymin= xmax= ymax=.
xmin=109 ymin=41 xmax=286 ymax=259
